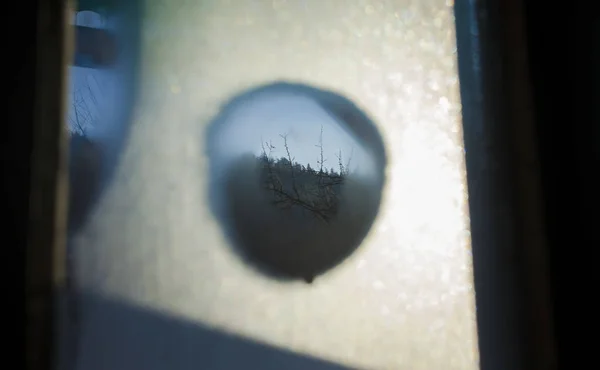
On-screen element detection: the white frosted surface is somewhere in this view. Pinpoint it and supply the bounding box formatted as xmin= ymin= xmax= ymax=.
xmin=71 ymin=1 xmax=478 ymax=369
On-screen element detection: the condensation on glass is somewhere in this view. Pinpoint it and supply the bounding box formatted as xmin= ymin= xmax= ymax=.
xmin=67 ymin=1 xmax=478 ymax=369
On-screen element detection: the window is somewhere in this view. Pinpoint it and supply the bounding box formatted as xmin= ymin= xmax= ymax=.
xmin=64 ymin=1 xmax=478 ymax=369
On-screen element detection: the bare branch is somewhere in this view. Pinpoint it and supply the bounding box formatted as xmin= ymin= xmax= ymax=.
xmin=68 ymin=67 xmax=104 ymax=135
xmin=280 ymin=133 xmax=300 ymax=199
xmin=315 ymin=125 xmax=328 ymax=185
xmin=346 ymin=146 xmax=354 ymax=174
xmin=71 ymin=98 xmax=86 ymax=135
xmin=260 ymin=138 xmax=281 ymax=196
xmin=335 ymin=148 xmax=345 ymax=175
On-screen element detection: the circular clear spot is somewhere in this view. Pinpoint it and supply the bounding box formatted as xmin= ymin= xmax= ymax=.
xmin=206 ymin=82 xmax=387 ymax=283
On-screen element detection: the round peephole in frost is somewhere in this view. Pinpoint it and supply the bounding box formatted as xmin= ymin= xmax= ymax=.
xmin=206 ymin=82 xmax=386 ymax=283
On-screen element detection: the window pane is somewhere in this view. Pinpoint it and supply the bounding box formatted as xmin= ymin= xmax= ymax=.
xmin=65 ymin=1 xmax=477 ymax=369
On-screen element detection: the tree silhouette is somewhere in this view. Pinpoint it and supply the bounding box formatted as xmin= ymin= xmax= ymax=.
xmin=257 ymin=126 xmax=353 ymax=223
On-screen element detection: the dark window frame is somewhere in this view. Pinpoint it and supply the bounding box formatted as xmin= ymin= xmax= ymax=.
xmin=16 ymin=0 xmax=589 ymax=369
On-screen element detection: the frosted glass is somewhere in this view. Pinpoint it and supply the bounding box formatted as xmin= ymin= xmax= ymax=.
xmin=69 ymin=1 xmax=478 ymax=369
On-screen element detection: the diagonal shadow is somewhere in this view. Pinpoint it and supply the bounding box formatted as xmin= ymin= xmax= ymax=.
xmin=60 ymin=291 xmax=356 ymax=370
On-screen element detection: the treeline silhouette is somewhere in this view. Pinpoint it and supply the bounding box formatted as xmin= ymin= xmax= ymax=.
xmin=257 ymin=132 xmax=352 ymax=223
xmin=220 ymin=135 xmax=377 ymax=282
